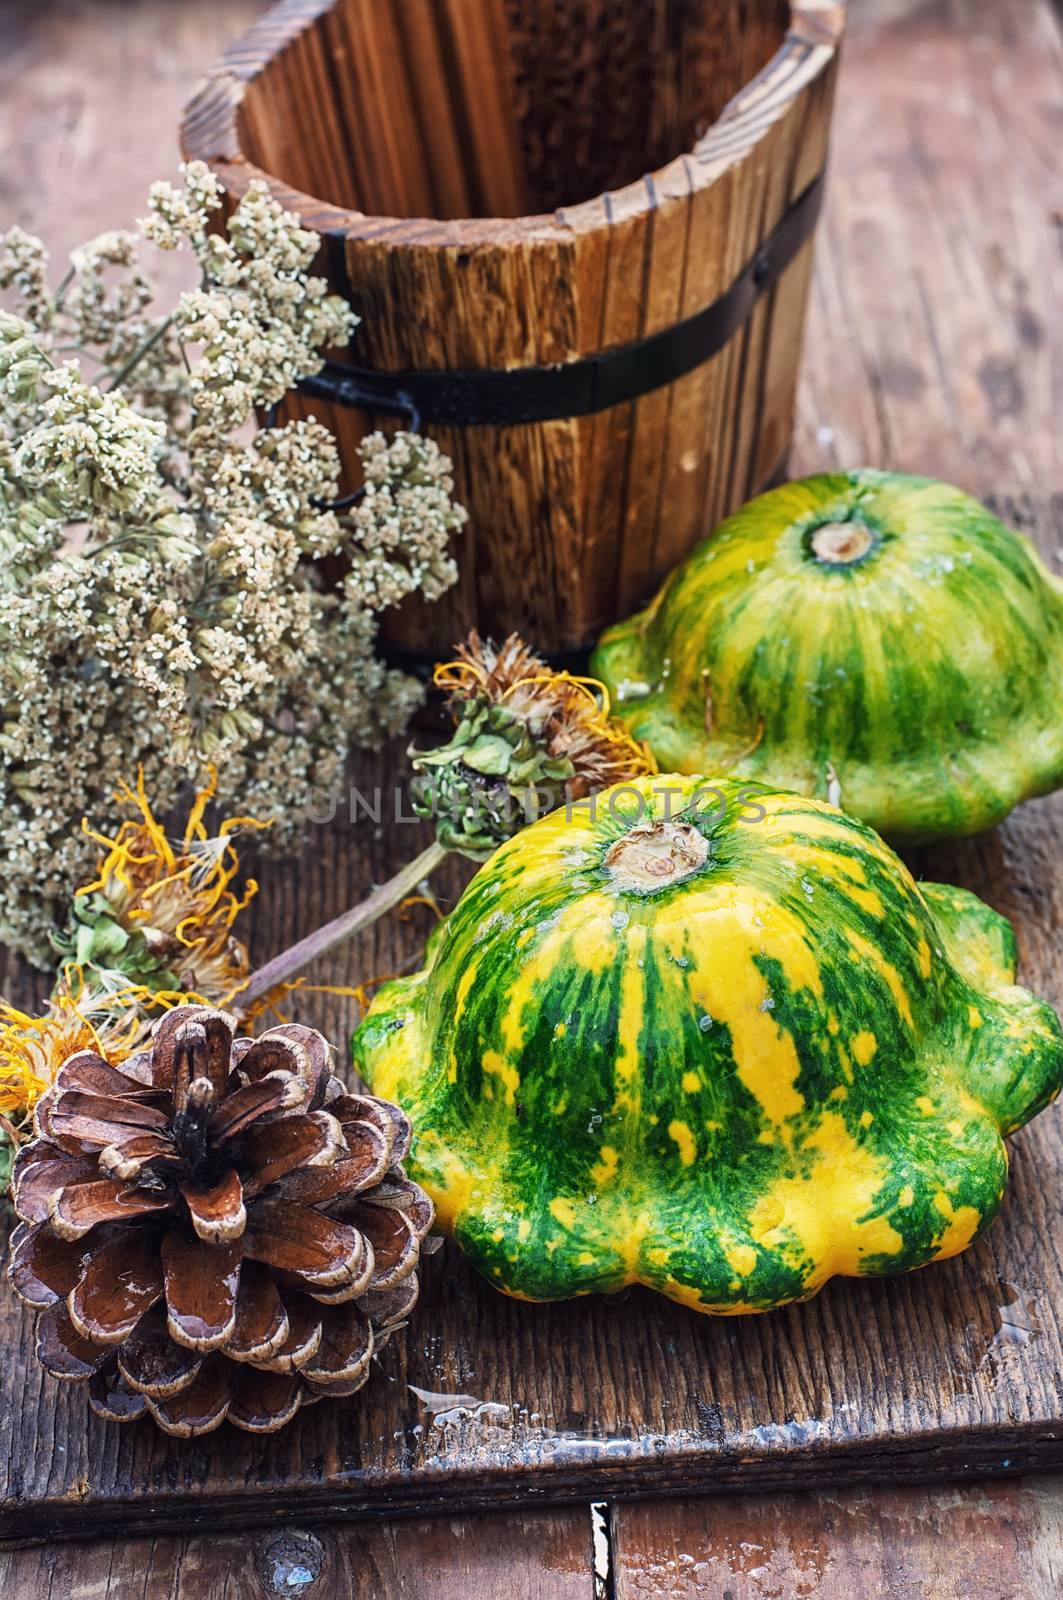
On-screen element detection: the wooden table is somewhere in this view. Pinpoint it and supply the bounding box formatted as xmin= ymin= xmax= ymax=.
xmin=3 ymin=0 xmax=1063 ymax=1593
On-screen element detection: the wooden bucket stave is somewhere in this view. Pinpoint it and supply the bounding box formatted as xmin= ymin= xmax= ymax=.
xmin=182 ymin=0 xmax=846 ymax=658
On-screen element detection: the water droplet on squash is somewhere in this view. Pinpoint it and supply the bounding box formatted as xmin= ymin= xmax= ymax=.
xmin=616 ymin=677 xmax=651 ymax=702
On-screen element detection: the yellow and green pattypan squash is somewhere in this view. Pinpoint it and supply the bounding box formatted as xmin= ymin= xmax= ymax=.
xmin=352 ymin=774 xmax=1063 ymax=1315
xmin=591 ymin=471 xmax=1063 ymax=843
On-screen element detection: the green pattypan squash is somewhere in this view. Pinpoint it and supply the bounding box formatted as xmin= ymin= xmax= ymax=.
xmin=591 ymin=471 xmax=1063 ymax=843
xmin=352 ymin=775 xmax=1063 ymax=1315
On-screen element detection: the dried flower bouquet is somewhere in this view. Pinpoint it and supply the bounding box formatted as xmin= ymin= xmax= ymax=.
xmin=0 ymin=163 xmax=466 ymax=966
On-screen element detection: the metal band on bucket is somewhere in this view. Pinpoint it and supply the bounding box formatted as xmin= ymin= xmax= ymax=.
xmin=298 ymin=170 xmax=826 ymax=429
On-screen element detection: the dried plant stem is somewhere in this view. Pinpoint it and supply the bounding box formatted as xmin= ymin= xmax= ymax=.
xmin=104 ymin=312 xmax=174 ymax=392
xmin=238 ymin=838 xmax=449 ymax=1005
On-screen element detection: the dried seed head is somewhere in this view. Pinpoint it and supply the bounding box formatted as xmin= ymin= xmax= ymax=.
xmin=411 ymin=632 xmax=657 ymax=856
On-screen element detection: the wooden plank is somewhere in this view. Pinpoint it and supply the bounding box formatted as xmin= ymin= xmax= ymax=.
xmin=612 ymin=1478 xmax=1063 ymax=1598
xmin=792 ymin=0 xmax=1063 ymax=491
xmin=3 ymin=496 xmax=1063 ymax=1541
xmin=0 ymin=1508 xmax=594 ymax=1597
xmin=0 ymin=0 xmax=264 ymax=301
xmin=4 ymin=0 xmax=1063 ymax=1550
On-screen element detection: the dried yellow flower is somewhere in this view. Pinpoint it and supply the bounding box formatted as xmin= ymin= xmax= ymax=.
xmin=435 ymin=631 xmax=658 ymax=800
xmin=57 ymin=770 xmax=265 ymax=1009
xmin=0 ymin=772 xmax=270 ymax=1162
xmin=0 ymin=985 xmax=139 ymax=1134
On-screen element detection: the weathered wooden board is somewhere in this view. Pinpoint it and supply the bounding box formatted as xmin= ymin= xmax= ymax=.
xmin=6 ymin=1477 xmax=1063 ymax=1598
xmin=0 ymin=1509 xmax=596 ymax=1599
xmin=3 ymin=494 xmax=1062 ymax=1542
xmin=611 ymin=1477 xmax=1063 ymax=1599
xmin=2 ymin=0 xmax=1063 ymax=1551
xmin=792 ymin=0 xmax=1063 ymax=495
xmin=0 ymin=0 xmax=262 ymax=302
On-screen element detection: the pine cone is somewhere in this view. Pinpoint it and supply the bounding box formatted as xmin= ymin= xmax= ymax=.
xmin=8 ymin=1005 xmax=436 ymax=1436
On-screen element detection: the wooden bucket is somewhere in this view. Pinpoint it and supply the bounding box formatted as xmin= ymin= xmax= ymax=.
xmin=182 ymin=0 xmax=846 ymax=662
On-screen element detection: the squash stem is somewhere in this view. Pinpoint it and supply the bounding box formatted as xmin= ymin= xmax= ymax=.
xmin=237 ymin=838 xmax=450 ymax=1006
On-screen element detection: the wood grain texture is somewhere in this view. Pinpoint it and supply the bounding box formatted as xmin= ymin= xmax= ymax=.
xmin=6 ymin=1481 xmax=1063 ymax=1598
xmin=2 ymin=492 xmax=1062 ymax=1543
xmin=612 ymin=1477 xmax=1063 ymax=1598
xmin=3 ymin=0 xmax=1063 ymax=1557
xmin=180 ymin=0 xmax=845 ymax=653
xmin=0 ymin=0 xmax=263 ymax=306
xmin=791 ymin=0 xmax=1063 ymax=494
xmin=0 ymin=1509 xmax=594 ymax=1597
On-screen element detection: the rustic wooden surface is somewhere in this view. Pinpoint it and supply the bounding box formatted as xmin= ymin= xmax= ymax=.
xmin=0 ymin=1508 xmax=595 ymax=1598
xmin=792 ymin=0 xmax=1063 ymax=494
xmin=0 ymin=0 xmax=264 ymax=305
xmin=5 ymin=1477 xmax=1063 ymax=1598
xmin=181 ymin=0 xmax=844 ymax=655
xmin=611 ymin=1478 xmax=1063 ymax=1598
xmin=5 ymin=497 xmax=1062 ymax=1541
xmin=8 ymin=1472 xmax=1063 ymax=1600
xmin=3 ymin=0 xmax=1063 ymax=1590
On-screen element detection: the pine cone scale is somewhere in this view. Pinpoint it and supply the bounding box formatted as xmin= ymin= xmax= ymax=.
xmin=243 ymin=1201 xmax=368 ymax=1289
xmin=50 ymin=1176 xmax=175 ymax=1240
xmin=10 ymin=1221 xmax=87 ymax=1308
xmin=47 ymin=1087 xmax=171 ymax=1138
xmin=207 ymin=1073 xmax=307 ymax=1141
xmin=12 ymin=1150 xmax=96 ymax=1223
xmin=342 ymin=1203 xmax=417 ymax=1291
xmin=299 ymin=1301 xmax=372 ymax=1388
xmin=269 ymin=1142 xmax=388 ymax=1209
xmin=239 ymin=1111 xmax=346 ymax=1196
xmin=68 ymin=1232 xmax=163 ymax=1344
xmin=361 ymin=1171 xmax=432 ymax=1222
xmin=332 ymin=1096 xmax=412 ymax=1163
xmin=254 ymin=1294 xmax=322 ymax=1374
xmin=37 ymin=1304 xmax=109 ymax=1379
xmin=229 ymin=1368 xmax=303 ymax=1433
xmin=10 ymin=1006 xmax=436 ymax=1435
xmin=91 ymin=1360 xmax=149 ymax=1422
xmin=179 ymin=1170 xmax=246 ymax=1244
xmin=362 ymin=1276 xmax=420 ymax=1330
xmin=225 ymin=1262 xmax=289 ymax=1362
xmin=100 ymin=1131 xmax=181 ymax=1181
xmin=161 ymin=1230 xmax=241 ymax=1351
xmin=117 ymin=1306 xmax=202 ymax=1398
xmin=35 ymin=1094 xmax=155 ymax=1156
xmin=113 ymin=1050 xmax=155 ymax=1087
xmin=164 ymin=1009 xmax=235 ymax=1108
xmin=145 ymin=1353 xmax=231 ymax=1437
xmin=242 ymin=1027 xmax=330 ymax=1104
xmin=53 ymin=1052 xmax=166 ymax=1101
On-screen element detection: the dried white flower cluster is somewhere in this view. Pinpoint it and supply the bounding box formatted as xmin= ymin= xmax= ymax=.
xmin=0 ymin=164 xmax=466 ymax=964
